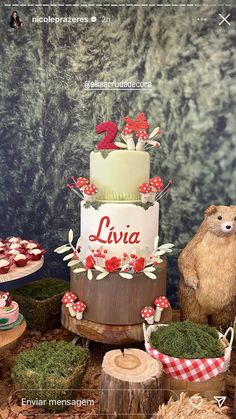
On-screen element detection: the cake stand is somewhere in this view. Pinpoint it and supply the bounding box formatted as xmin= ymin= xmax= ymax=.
xmin=0 ymin=258 xmax=44 ymax=356
xmin=61 ymin=304 xmax=172 ymax=345
xmin=0 ymin=257 xmax=44 ymax=284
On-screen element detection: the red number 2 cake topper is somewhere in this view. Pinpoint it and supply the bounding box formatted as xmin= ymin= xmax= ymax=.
xmin=96 ymin=121 xmax=119 ymax=150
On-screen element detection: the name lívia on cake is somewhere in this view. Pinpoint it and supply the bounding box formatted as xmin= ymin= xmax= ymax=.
xmin=89 ymin=216 xmax=140 ymax=245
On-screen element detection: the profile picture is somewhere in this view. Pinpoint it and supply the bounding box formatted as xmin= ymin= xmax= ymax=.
xmin=9 ymin=10 xmax=24 ymax=29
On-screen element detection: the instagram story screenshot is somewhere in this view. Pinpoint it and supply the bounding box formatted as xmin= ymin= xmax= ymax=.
xmin=0 ymin=1 xmax=235 ymax=418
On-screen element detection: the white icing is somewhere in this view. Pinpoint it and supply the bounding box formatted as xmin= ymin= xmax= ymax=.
xmin=9 ymin=243 xmax=21 ymax=249
xmin=30 ymin=249 xmax=41 ymax=255
xmin=27 ymin=243 xmax=38 ymax=249
xmin=80 ymin=201 xmax=159 ymax=258
xmin=0 ymin=259 xmax=10 ymax=268
xmin=14 ymin=254 xmax=27 ymax=261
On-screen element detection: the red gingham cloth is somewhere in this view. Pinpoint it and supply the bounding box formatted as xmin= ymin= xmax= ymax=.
xmin=146 ymin=346 xmax=225 ymax=382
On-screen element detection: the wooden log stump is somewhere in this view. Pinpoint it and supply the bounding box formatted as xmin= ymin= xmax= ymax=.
xmin=100 ymin=348 xmax=163 ymax=419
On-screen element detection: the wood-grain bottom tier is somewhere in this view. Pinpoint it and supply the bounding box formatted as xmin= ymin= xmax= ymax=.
xmin=61 ymin=304 xmax=172 ymax=344
xmin=70 ymin=257 xmax=167 ymax=325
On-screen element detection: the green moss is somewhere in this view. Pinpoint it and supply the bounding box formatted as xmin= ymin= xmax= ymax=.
xmin=13 ymin=277 xmax=68 ymax=301
xmin=150 ymin=321 xmax=224 ymax=359
xmin=132 ymin=202 xmax=154 ymax=210
xmin=83 ymin=200 xmax=103 ymax=210
xmin=93 ymin=149 xmax=114 ymax=159
xmin=11 ymin=278 xmax=69 ymax=331
xmin=11 ymin=341 xmax=89 ymax=413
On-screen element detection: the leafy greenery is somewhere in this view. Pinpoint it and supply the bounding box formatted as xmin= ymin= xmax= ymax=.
xmin=132 ymin=202 xmax=154 ymax=210
xmin=150 ymin=321 xmax=224 ymax=359
xmin=83 ymin=200 xmax=104 ymax=210
xmin=12 ymin=278 xmax=68 ymax=300
xmin=11 ymin=341 xmax=89 ymax=413
xmin=93 ymin=149 xmax=115 ymax=159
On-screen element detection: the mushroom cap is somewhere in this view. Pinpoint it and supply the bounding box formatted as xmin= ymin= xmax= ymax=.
xmin=84 ymin=184 xmax=98 ymax=196
xmin=153 ymin=296 xmax=170 ymax=309
xmin=140 ymin=306 xmax=155 ymax=318
xmin=72 ymin=300 xmax=86 ymax=312
xmin=150 ymin=176 xmax=163 ymax=191
xmin=75 ymin=177 xmax=89 ymax=188
xmin=122 ymin=125 xmax=133 ymax=135
xmin=136 ymin=130 xmax=149 ymax=140
xmin=61 ymin=291 xmax=77 ymax=304
xmin=138 ymin=183 xmax=152 ymax=194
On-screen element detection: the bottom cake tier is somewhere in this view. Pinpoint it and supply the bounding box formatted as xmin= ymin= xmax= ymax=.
xmin=70 ymin=258 xmax=167 ymax=325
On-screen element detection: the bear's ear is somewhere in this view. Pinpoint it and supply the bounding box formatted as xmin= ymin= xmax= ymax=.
xmin=205 ymin=205 xmax=218 ymax=216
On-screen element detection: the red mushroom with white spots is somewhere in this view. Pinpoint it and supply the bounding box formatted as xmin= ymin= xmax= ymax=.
xmin=153 ymin=296 xmax=170 ymax=322
xmin=83 ymin=184 xmax=98 ymax=202
xmin=138 ymin=183 xmax=153 ymax=204
xmin=140 ymin=306 xmax=155 ymax=324
xmin=61 ymin=292 xmax=77 ymax=316
xmin=149 ymin=176 xmax=164 ymax=202
xmin=75 ymin=177 xmax=89 ymax=191
xmin=150 ymin=176 xmax=163 ymax=193
xmin=71 ymin=300 xmax=86 ymax=320
xmin=136 ymin=130 xmax=149 ymax=151
xmin=121 ymin=125 xmax=136 ymax=150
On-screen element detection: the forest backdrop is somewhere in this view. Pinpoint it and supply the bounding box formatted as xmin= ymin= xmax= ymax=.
xmin=0 ymin=2 xmax=235 ymax=305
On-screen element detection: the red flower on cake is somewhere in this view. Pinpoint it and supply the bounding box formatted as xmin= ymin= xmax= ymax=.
xmin=133 ymin=257 xmax=145 ymax=272
xmin=105 ymin=257 xmax=120 ymax=272
xmin=86 ymin=255 xmax=95 ymax=270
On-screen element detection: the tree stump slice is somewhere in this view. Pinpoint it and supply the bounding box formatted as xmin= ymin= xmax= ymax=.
xmin=61 ymin=305 xmax=172 ymax=344
xmin=100 ymin=348 xmax=163 ymax=418
xmin=0 ymin=319 xmax=27 ymax=361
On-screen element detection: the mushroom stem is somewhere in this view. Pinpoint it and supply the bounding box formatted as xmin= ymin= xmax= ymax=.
xmin=136 ymin=140 xmax=144 ymax=151
xmin=146 ymin=316 xmax=154 ymax=325
xmin=141 ymin=193 xmax=149 ymax=204
xmin=68 ymin=306 xmax=76 ymax=317
xmin=154 ymin=307 xmax=163 ymax=322
xmin=76 ymin=312 xmax=83 ymax=320
xmin=83 ymin=194 xmax=95 ymax=202
xmin=125 ymin=135 xmax=136 ymax=150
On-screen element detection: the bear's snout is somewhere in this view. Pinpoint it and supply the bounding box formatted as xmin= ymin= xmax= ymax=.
xmin=221 ymin=221 xmax=234 ymax=233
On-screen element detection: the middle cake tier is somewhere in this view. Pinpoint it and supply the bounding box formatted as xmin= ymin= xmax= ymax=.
xmin=80 ymin=201 xmax=159 ymax=258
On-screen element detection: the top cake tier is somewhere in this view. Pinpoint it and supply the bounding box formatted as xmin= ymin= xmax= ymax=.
xmin=90 ymin=150 xmax=150 ymax=201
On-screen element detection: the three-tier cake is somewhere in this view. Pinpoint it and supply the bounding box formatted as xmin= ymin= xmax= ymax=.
xmin=56 ymin=114 xmax=173 ymax=326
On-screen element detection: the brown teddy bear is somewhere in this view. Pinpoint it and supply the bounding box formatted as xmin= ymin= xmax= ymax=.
xmin=179 ymin=205 xmax=236 ymax=330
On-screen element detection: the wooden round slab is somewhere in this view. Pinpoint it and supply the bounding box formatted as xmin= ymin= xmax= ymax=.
xmin=0 ymin=318 xmax=26 ymax=357
xmin=61 ymin=304 xmax=172 ymax=344
xmin=100 ymin=348 xmax=163 ymax=418
xmin=0 ymin=257 xmax=44 ymax=284
xmin=70 ymin=257 xmax=167 ymax=325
